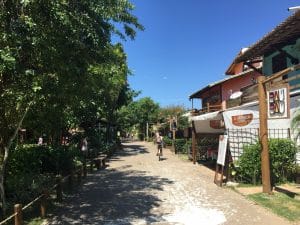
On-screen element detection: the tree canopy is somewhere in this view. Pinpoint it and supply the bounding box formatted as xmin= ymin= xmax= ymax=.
xmin=0 ymin=0 xmax=143 ymax=216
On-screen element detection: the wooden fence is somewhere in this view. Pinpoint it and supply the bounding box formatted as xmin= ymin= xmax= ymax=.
xmin=0 ymin=154 xmax=107 ymax=225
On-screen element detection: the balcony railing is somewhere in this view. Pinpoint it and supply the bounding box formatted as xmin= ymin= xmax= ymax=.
xmin=192 ymin=103 xmax=222 ymax=116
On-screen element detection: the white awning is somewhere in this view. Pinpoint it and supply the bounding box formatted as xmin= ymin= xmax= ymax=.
xmin=192 ymin=111 xmax=225 ymax=134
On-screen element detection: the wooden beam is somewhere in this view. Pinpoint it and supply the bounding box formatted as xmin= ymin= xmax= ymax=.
xmin=263 ymin=63 xmax=300 ymax=84
xmin=191 ymin=120 xmax=197 ymax=164
xmin=258 ymin=76 xmax=272 ymax=194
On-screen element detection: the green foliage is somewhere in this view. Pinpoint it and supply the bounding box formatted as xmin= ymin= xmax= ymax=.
xmin=158 ymin=105 xmax=186 ymax=122
xmin=0 ymin=0 xmax=143 ymax=216
xmin=248 ymin=192 xmax=300 ymax=221
xmin=236 ymin=143 xmax=261 ymax=184
xmin=177 ymin=116 xmax=189 ymax=130
xmin=237 ymin=139 xmax=298 ymax=185
xmin=163 ymin=136 xmax=172 ymax=146
xmin=117 ymin=97 xmax=159 ymax=134
xmin=5 ymin=144 xmax=82 ymax=203
xmin=183 ymin=140 xmax=192 ymax=154
xmin=174 ymin=139 xmax=187 ymax=153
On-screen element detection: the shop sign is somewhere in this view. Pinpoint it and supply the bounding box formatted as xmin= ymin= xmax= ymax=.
xmin=267 ymin=84 xmax=290 ymax=119
xmin=231 ymin=114 xmax=253 ymax=126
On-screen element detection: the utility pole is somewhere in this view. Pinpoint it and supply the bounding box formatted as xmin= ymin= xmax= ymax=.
xmin=257 ymin=76 xmax=272 ymax=194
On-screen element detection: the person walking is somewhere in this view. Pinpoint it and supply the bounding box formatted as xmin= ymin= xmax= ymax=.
xmin=155 ymin=132 xmax=163 ymax=156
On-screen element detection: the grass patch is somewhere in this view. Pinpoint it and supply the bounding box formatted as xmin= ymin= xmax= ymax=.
xmin=248 ymin=192 xmax=300 ymax=221
xmin=177 ymin=153 xmax=189 ymax=161
xmin=236 ymin=183 xmax=261 ymax=188
xmin=26 ymin=217 xmax=46 ymax=225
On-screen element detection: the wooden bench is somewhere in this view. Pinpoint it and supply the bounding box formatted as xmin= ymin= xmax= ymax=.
xmin=91 ymin=154 xmax=108 ymax=170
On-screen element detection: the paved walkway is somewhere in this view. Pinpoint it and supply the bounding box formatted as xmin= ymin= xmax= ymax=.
xmin=48 ymin=141 xmax=296 ymax=225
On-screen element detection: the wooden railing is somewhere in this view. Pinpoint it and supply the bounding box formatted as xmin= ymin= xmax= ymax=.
xmin=193 ymin=103 xmax=222 ymax=116
xmin=0 ymin=152 xmax=109 ymax=225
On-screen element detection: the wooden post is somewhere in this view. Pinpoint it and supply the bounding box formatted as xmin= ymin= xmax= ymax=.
xmin=192 ymin=121 xmax=196 ymax=164
xmin=14 ymin=204 xmax=22 ymax=225
xmin=207 ymin=102 xmax=210 ymax=112
xmin=40 ymin=191 xmax=47 ymax=218
xmin=56 ymin=175 xmax=62 ymax=202
xmin=258 ymin=76 xmax=272 ymax=194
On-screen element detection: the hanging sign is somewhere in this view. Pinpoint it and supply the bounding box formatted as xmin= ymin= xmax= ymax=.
xmin=267 ymin=84 xmax=290 ymax=119
xmin=217 ymin=135 xmax=228 ymax=166
xmin=231 ymin=114 xmax=253 ymax=126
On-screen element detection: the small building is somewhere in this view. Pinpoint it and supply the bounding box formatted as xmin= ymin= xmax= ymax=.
xmin=189 ymin=10 xmax=300 ymax=163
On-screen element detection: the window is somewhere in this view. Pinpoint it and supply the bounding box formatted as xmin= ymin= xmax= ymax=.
xmin=272 ymin=53 xmax=287 ymax=74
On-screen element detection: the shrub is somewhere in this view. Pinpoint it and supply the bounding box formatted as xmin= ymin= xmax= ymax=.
xmin=236 ymin=143 xmax=261 ymax=184
xmin=174 ymin=139 xmax=187 ymax=153
xmin=5 ymin=144 xmax=82 ymax=203
xmin=163 ymin=136 xmax=172 ymax=146
xmin=236 ymin=139 xmax=298 ymax=185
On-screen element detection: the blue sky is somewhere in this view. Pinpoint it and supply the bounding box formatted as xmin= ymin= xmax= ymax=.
xmin=120 ymin=0 xmax=298 ymax=109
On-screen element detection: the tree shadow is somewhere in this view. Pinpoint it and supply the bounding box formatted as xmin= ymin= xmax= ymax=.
xmin=109 ymin=144 xmax=150 ymax=162
xmin=48 ymin=168 xmax=173 ymax=224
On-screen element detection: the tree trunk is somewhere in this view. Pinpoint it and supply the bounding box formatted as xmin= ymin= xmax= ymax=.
xmin=0 ymin=103 xmax=32 ymax=217
xmin=0 ymin=146 xmax=9 ymax=219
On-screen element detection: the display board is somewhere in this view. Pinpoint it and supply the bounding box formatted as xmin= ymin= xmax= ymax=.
xmin=217 ymin=135 xmax=228 ymax=166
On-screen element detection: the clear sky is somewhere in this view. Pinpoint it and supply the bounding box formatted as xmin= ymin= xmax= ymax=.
xmin=120 ymin=0 xmax=298 ymax=109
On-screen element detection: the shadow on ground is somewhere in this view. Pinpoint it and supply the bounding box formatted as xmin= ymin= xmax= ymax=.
xmin=108 ymin=143 xmax=150 ymax=163
xmin=48 ymin=144 xmax=173 ymax=225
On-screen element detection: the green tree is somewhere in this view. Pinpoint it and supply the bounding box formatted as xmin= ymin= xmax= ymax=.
xmin=0 ymin=0 xmax=143 ymax=216
xmin=117 ymin=97 xmax=159 ymax=137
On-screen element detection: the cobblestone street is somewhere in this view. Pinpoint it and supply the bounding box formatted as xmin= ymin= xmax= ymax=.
xmin=48 ymin=141 xmax=295 ymax=225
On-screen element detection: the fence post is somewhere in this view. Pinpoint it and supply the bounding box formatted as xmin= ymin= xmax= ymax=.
xmin=14 ymin=204 xmax=22 ymax=225
xmin=83 ymin=160 xmax=87 ymax=178
xmin=40 ymin=190 xmax=48 ymax=218
xmin=56 ymin=175 xmax=63 ymax=202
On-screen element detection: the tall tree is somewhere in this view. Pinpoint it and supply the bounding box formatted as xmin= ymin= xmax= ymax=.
xmin=117 ymin=97 xmax=160 ymax=136
xmin=0 ymin=0 xmax=143 ymax=216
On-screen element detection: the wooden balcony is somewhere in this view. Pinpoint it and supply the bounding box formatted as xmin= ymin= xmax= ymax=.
xmin=192 ymin=103 xmax=222 ymax=116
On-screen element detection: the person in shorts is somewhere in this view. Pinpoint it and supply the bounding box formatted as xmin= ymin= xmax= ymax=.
xmin=155 ymin=132 xmax=163 ymax=156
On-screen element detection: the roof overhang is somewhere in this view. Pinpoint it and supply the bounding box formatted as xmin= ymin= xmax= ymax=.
xmin=189 ymin=69 xmax=257 ymax=99
xmin=234 ymin=10 xmax=300 ymax=63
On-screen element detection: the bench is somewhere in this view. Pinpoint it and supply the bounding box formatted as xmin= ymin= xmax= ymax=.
xmin=91 ymin=154 xmax=108 ymax=170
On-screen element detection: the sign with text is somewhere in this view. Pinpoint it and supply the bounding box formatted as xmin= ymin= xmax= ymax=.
xmin=231 ymin=114 xmax=253 ymax=127
xmin=217 ymin=135 xmax=228 ymax=166
xmin=267 ymin=84 xmax=290 ymax=119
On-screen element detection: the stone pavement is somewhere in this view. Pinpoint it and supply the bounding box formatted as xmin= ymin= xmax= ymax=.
xmin=48 ymin=141 xmax=296 ymax=225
